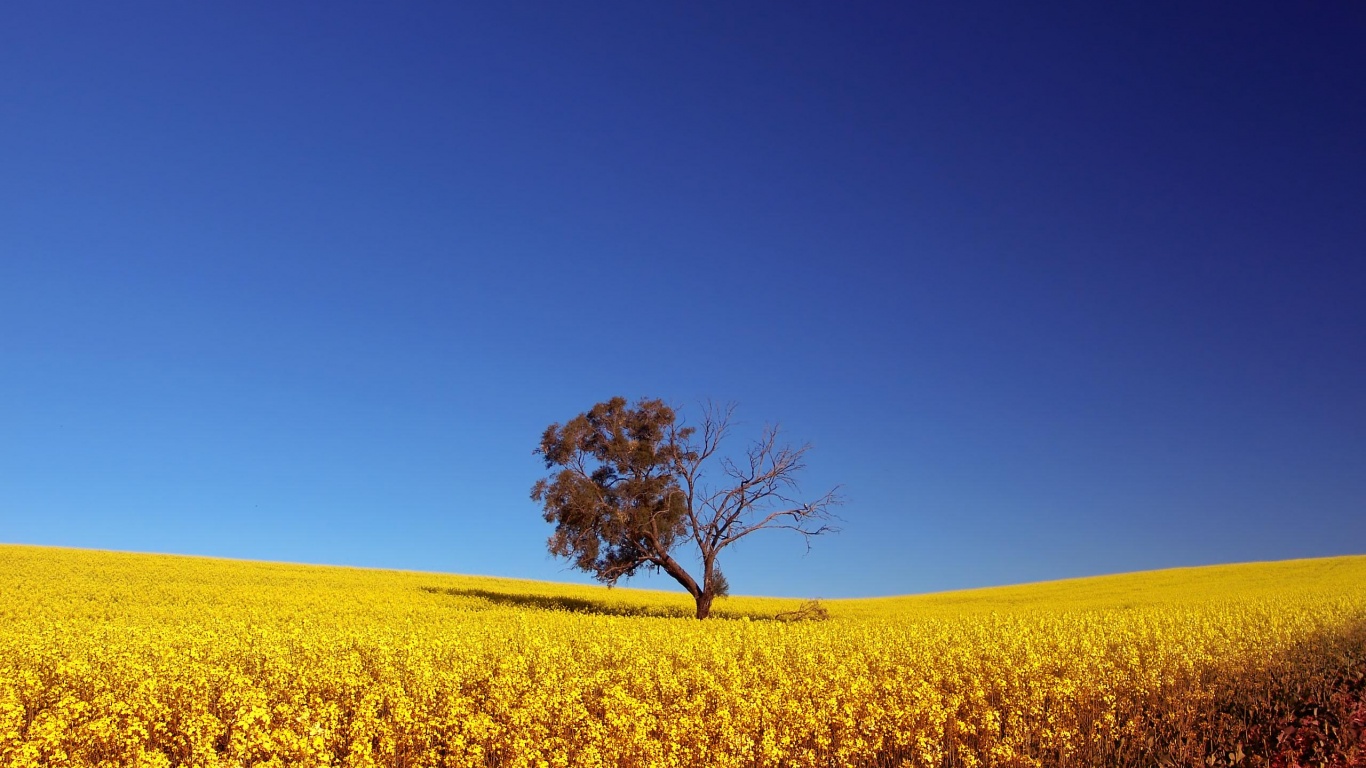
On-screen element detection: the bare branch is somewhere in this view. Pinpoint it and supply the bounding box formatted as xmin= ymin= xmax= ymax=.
xmin=719 ymin=486 xmax=844 ymax=549
xmin=694 ymin=422 xmax=842 ymax=555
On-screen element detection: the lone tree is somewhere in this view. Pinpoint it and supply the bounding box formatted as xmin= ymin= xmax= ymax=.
xmin=531 ymin=396 xmax=841 ymax=619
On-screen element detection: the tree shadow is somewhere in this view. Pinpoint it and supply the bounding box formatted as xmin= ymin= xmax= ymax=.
xmin=420 ymin=586 xmax=692 ymax=618
xmin=419 ymin=586 xmax=775 ymax=621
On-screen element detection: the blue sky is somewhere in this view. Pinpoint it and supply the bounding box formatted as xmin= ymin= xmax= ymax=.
xmin=2 ymin=2 xmax=1363 ymax=598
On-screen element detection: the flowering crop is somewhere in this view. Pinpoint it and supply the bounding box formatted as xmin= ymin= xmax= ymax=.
xmin=2 ymin=545 xmax=1364 ymax=767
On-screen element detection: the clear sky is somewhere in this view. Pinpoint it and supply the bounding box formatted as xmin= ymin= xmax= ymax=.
xmin=2 ymin=3 xmax=1363 ymax=598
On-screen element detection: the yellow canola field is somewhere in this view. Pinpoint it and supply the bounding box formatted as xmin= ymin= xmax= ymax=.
xmin=2 ymin=545 xmax=1364 ymax=768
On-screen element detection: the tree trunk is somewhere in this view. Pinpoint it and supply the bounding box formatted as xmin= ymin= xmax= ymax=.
xmin=652 ymin=553 xmax=710 ymax=619
xmin=694 ymin=590 xmax=714 ymax=620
